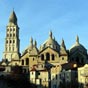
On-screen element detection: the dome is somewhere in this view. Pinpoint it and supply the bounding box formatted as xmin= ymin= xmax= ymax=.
xmin=9 ymin=10 xmax=17 ymax=25
xmin=22 ymin=37 xmax=39 ymax=55
xmin=40 ymin=31 xmax=60 ymax=51
xmin=70 ymin=36 xmax=87 ymax=54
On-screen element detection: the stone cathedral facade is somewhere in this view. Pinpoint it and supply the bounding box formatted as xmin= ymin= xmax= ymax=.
xmin=1 ymin=11 xmax=88 ymax=88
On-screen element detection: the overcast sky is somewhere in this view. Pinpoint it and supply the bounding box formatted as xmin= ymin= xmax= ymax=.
xmin=0 ymin=0 xmax=88 ymax=60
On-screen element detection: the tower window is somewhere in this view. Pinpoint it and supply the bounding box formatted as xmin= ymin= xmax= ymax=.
xmin=13 ymin=47 xmax=14 ymax=51
xmin=52 ymin=54 xmax=55 ymax=60
xmin=10 ymin=40 xmax=11 ymax=43
xmin=13 ymin=28 xmax=15 ymax=31
xmin=6 ymin=40 xmax=8 ymax=44
xmin=26 ymin=58 xmax=29 ymax=65
xmin=46 ymin=53 xmax=50 ymax=60
xmin=41 ymin=54 xmax=44 ymax=61
xmin=13 ymin=34 xmax=15 ymax=37
xmin=13 ymin=40 xmax=15 ymax=43
xmin=10 ymin=28 xmax=12 ymax=31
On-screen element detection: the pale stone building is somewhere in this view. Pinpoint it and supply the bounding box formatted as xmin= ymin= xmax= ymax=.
xmin=78 ymin=64 xmax=88 ymax=88
xmin=50 ymin=65 xmax=62 ymax=88
xmin=1 ymin=11 xmax=88 ymax=88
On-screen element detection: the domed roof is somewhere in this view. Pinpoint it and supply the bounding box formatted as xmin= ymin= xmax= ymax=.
xmin=70 ymin=36 xmax=87 ymax=54
xmin=22 ymin=37 xmax=39 ymax=56
xmin=9 ymin=10 xmax=17 ymax=25
xmin=40 ymin=31 xmax=60 ymax=51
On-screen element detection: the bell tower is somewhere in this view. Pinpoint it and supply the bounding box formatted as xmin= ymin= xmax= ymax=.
xmin=3 ymin=10 xmax=20 ymax=61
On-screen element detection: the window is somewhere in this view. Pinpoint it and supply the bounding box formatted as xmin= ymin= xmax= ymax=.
xmin=32 ymin=72 xmax=33 ymax=75
xmin=62 ymin=57 xmax=64 ymax=60
xmin=13 ymin=47 xmax=14 ymax=51
xmin=22 ymin=60 xmax=24 ymax=65
xmin=46 ymin=53 xmax=50 ymax=60
xmin=41 ymin=54 xmax=44 ymax=61
xmin=26 ymin=58 xmax=29 ymax=65
xmin=13 ymin=34 xmax=15 ymax=37
xmin=38 ymin=72 xmax=40 ymax=75
xmin=13 ymin=40 xmax=15 ymax=43
xmin=10 ymin=28 xmax=12 ymax=31
xmin=33 ymin=58 xmax=34 ymax=61
xmin=6 ymin=40 xmax=8 ymax=44
xmin=56 ymin=74 xmax=57 ymax=80
xmin=52 ymin=54 xmax=55 ymax=60
xmin=13 ymin=28 xmax=15 ymax=31
xmin=10 ymin=40 xmax=11 ymax=43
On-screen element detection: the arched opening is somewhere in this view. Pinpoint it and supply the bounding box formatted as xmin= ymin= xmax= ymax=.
xmin=41 ymin=54 xmax=44 ymax=61
xmin=62 ymin=57 xmax=64 ymax=60
xmin=33 ymin=58 xmax=34 ymax=61
xmin=26 ymin=58 xmax=29 ymax=65
xmin=10 ymin=40 xmax=11 ymax=43
xmin=13 ymin=33 xmax=15 ymax=37
xmin=22 ymin=60 xmax=24 ymax=65
xmin=6 ymin=40 xmax=8 ymax=44
xmin=13 ymin=40 xmax=15 ymax=43
xmin=52 ymin=54 xmax=55 ymax=60
xmin=46 ymin=53 xmax=50 ymax=60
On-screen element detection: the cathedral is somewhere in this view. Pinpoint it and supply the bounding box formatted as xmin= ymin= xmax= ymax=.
xmin=1 ymin=10 xmax=88 ymax=88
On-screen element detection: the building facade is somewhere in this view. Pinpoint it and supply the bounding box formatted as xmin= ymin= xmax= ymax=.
xmin=1 ymin=11 xmax=88 ymax=88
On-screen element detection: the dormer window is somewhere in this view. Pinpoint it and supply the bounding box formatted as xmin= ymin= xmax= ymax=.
xmin=46 ymin=53 xmax=50 ymax=60
xmin=52 ymin=54 xmax=55 ymax=60
xmin=41 ymin=54 xmax=44 ymax=61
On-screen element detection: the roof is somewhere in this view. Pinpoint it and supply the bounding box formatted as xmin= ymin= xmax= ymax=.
xmin=69 ymin=36 xmax=87 ymax=54
xmin=22 ymin=38 xmax=39 ymax=56
xmin=62 ymin=62 xmax=77 ymax=70
xmin=9 ymin=10 xmax=17 ymax=25
xmin=40 ymin=31 xmax=60 ymax=51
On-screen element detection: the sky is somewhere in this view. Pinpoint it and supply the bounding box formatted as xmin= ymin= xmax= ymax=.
xmin=0 ymin=0 xmax=88 ymax=60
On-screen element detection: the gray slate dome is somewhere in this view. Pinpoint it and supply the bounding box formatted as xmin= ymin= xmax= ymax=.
xmin=40 ymin=31 xmax=60 ymax=51
xmin=70 ymin=36 xmax=87 ymax=54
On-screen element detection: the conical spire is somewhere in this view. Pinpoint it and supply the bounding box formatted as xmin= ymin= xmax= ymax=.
xmin=30 ymin=37 xmax=33 ymax=47
xmin=49 ymin=30 xmax=53 ymax=39
xmin=9 ymin=10 xmax=17 ymax=25
xmin=34 ymin=40 xmax=37 ymax=47
xmin=61 ymin=38 xmax=66 ymax=49
xmin=76 ymin=35 xmax=79 ymax=44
